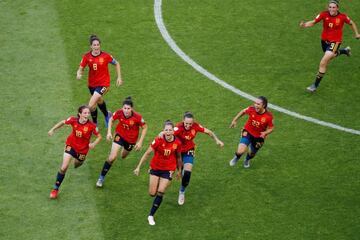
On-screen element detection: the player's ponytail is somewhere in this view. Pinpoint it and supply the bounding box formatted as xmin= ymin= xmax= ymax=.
xmin=122 ymin=96 xmax=133 ymax=107
xmin=258 ymin=96 xmax=268 ymax=109
xmin=89 ymin=34 xmax=101 ymax=45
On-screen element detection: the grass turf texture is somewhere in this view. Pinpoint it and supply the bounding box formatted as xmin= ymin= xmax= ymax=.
xmin=0 ymin=0 xmax=359 ymax=239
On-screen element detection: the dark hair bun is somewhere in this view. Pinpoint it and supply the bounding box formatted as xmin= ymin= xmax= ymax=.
xmin=122 ymin=96 xmax=134 ymax=107
xmin=89 ymin=34 xmax=101 ymax=44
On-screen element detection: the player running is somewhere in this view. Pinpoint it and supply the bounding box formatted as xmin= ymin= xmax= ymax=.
xmin=96 ymin=97 xmax=147 ymax=187
xmin=300 ymin=0 xmax=360 ymax=92
xmin=134 ymin=120 xmax=182 ymax=226
xmin=76 ymin=34 xmax=123 ymax=126
xmin=229 ymin=96 xmax=274 ymax=168
xmin=174 ymin=112 xmax=224 ymax=206
xmin=48 ymin=105 xmax=102 ymax=199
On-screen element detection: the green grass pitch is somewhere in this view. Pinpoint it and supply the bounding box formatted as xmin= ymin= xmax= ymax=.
xmin=0 ymin=0 xmax=359 ymax=239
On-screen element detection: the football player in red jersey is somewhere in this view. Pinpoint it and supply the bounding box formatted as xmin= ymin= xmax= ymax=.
xmin=48 ymin=105 xmax=102 ymax=199
xmin=96 ymin=97 xmax=147 ymax=187
xmin=229 ymin=96 xmax=274 ymax=169
xmin=174 ymin=112 xmax=224 ymax=205
xmin=134 ymin=120 xmax=182 ymax=226
xmin=76 ymin=35 xmax=123 ymax=126
xmin=300 ymin=0 xmax=360 ymax=92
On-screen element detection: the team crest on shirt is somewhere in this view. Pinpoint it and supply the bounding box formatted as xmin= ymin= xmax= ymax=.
xmin=191 ymin=129 xmax=196 ymax=135
xmin=99 ymin=58 xmax=104 ymax=63
xmin=83 ymin=127 xmax=88 ymax=132
xmin=252 ymin=115 xmax=255 ymax=118
xmin=261 ymin=117 xmax=266 ymax=123
xmin=336 ymin=18 xmax=340 ymax=24
xmin=173 ymin=144 xmax=177 ymax=149
xmin=129 ymin=120 xmax=134 ymax=126
xmin=74 ymin=124 xmax=78 ymax=128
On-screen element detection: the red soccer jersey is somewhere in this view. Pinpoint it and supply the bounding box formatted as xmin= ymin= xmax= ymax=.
xmin=64 ymin=117 xmax=99 ymax=154
xmin=174 ymin=122 xmax=205 ymax=152
xmin=314 ymin=11 xmax=351 ymax=42
xmin=243 ymin=106 xmax=273 ymax=138
xmin=150 ymin=136 xmax=182 ymax=171
xmin=112 ymin=110 xmax=145 ymax=144
xmin=79 ymin=51 xmax=115 ymax=87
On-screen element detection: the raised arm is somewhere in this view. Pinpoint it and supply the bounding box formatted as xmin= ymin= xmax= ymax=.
xmin=204 ymin=128 xmax=224 ymax=147
xmin=299 ymin=20 xmax=316 ymax=28
xmin=229 ymin=108 xmax=247 ymax=128
xmin=48 ymin=120 xmax=65 ymax=136
xmin=133 ymin=146 xmax=153 ymax=176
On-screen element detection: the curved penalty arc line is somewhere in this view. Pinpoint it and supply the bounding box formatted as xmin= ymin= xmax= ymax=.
xmin=154 ymin=0 xmax=360 ymax=136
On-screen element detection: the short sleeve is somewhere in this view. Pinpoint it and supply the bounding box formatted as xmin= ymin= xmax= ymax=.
xmin=137 ymin=114 xmax=146 ymax=127
xmin=267 ymin=116 xmax=274 ymax=128
xmin=112 ymin=110 xmax=121 ymax=121
xmin=344 ymin=14 xmax=351 ymax=24
xmin=314 ymin=12 xmax=324 ymax=23
xmin=64 ymin=116 xmax=74 ymax=125
xmin=151 ymin=137 xmax=161 ymax=150
xmin=92 ymin=125 xmax=100 ymax=136
xmin=244 ymin=107 xmax=252 ymax=115
xmin=79 ymin=55 xmax=87 ymax=68
xmin=194 ymin=122 xmax=205 ymax=133
xmin=106 ymin=53 xmax=115 ymax=64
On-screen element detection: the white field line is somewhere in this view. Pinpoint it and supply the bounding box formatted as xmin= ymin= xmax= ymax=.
xmin=154 ymin=0 xmax=360 ymax=135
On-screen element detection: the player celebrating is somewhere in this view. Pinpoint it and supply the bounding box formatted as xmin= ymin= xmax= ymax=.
xmin=96 ymin=97 xmax=147 ymax=187
xmin=174 ymin=112 xmax=224 ymax=206
xmin=48 ymin=105 xmax=102 ymax=199
xmin=134 ymin=120 xmax=182 ymax=226
xmin=300 ymin=0 xmax=360 ymax=92
xmin=76 ymin=34 xmax=123 ymax=126
xmin=229 ymin=96 xmax=274 ymax=168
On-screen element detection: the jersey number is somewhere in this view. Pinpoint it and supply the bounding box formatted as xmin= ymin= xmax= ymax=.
xmin=164 ymin=149 xmax=171 ymax=156
xmin=93 ymin=63 xmax=97 ymax=70
xmin=328 ymin=23 xmax=333 ymax=28
xmin=251 ymin=120 xmax=260 ymax=128
xmin=76 ymin=130 xmax=82 ymax=137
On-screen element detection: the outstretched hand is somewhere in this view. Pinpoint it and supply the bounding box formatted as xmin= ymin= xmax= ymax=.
xmin=116 ymin=77 xmax=123 ymax=87
xmin=229 ymin=121 xmax=237 ymax=128
xmin=106 ymin=133 xmax=113 ymax=141
xmin=176 ymin=171 xmax=182 ymax=180
xmin=133 ymin=167 xmax=140 ymax=176
xmin=48 ymin=130 xmax=54 ymax=136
